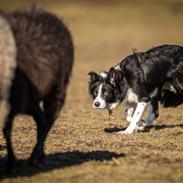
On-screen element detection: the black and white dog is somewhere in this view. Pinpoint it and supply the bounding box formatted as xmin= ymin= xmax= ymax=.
xmin=88 ymin=45 xmax=183 ymax=134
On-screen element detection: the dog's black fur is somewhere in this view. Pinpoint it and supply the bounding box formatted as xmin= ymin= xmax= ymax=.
xmin=89 ymin=45 xmax=183 ymax=128
xmin=115 ymin=45 xmax=183 ymax=106
xmin=0 ymin=7 xmax=74 ymax=168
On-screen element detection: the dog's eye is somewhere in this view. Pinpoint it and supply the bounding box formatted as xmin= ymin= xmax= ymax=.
xmin=104 ymin=91 xmax=109 ymax=97
xmin=94 ymin=90 xmax=98 ymax=96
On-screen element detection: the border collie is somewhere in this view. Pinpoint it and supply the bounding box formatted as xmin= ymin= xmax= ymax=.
xmin=0 ymin=6 xmax=74 ymax=168
xmin=88 ymin=45 xmax=183 ymax=134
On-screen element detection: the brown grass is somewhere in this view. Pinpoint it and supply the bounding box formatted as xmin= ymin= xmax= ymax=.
xmin=0 ymin=0 xmax=183 ymax=183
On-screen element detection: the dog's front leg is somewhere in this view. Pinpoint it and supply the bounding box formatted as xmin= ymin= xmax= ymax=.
xmin=124 ymin=106 xmax=135 ymax=122
xmin=145 ymin=104 xmax=156 ymax=124
xmin=137 ymin=104 xmax=155 ymax=131
xmin=107 ymin=108 xmax=114 ymax=120
xmin=120 ymin=101 xmax=149 ymax=134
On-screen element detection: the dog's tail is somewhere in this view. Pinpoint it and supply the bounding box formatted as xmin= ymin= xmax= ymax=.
xmin=160 ymin=81 xmax=183 ymax=107
xmin=160 ymin=90 xmax=183 ymax=107
xmin=0 ymin=15 xmax=17 ymax=130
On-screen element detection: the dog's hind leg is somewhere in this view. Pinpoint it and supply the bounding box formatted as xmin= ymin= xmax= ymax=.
xmin=137 ymin=98 xmax=159 ymax=131
xmin=146 ymin=98 xmax=159 ymax=124
xmin=3 ymin=112 xmax=15 ymax=170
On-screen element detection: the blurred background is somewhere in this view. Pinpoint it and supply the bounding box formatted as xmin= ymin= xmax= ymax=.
xmin=1 ymin=0 xmax=183 ymax=98
xmin=1 ymin=0 xmax=183 ymax=70
xmin=0 ymin=1 xmax=183 ymax=183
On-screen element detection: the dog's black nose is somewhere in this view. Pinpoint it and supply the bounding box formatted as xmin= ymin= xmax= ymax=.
xmin=94 ymin=102 xmax=100 ymax=107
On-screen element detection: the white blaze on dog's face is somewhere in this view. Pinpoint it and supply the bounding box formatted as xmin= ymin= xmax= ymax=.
xmin=93 ymin=84 xmax=106 ymax=109
xmin=92 ymin=71 xmax=110 ymax=109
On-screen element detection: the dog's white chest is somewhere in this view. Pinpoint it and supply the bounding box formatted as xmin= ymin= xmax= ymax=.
xmin=127 ymin=88 xmax=138 ymax=103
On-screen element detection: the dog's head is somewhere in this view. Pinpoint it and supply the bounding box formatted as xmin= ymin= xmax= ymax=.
xmin=88 ymin=68 xmax=127 ymax=111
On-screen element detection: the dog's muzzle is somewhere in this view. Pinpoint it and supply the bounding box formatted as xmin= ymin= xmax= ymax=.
xmin=93 ymin=99 xmax=106 ymax=109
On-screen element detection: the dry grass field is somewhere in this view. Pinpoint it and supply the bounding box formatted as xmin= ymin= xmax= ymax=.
xmin=0 ymin=0 xmax=183 ymax=182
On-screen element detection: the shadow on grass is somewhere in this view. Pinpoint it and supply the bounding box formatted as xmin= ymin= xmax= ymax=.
xmin=0 ymin=150 xmax=125 ymax=179
xmin=104 ymin=127 xmax=126 ymax=133
xmin=104 ymin=123 xmax=183 ymax=133
xmin=152 ymin=123 xmax=183 ymax=130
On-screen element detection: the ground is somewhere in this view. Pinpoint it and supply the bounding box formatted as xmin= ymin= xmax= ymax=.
xmin=0 ymin=0 xmax=183 ymax=183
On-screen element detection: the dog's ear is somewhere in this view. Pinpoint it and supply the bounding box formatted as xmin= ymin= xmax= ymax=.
xmin=108 ymin=67 xmax=117 ymax=87
xmin=88 ymin=71 xmax=99 ymax=82
xmin=108 ymin=67 xmax=123 ymax=87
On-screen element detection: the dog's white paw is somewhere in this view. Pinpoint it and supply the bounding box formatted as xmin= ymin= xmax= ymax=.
xmin=136 ymin=120 xmax=146 ymax=130
xmin=137 ymin=120 xmax=152 ymax=132
xmin=118 ymin=128 xmax=134 ymax=134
